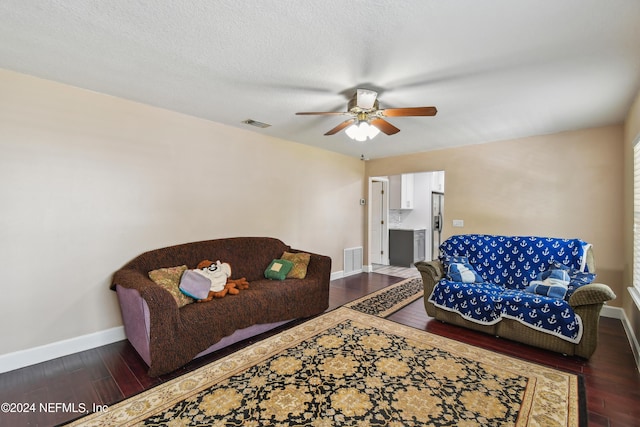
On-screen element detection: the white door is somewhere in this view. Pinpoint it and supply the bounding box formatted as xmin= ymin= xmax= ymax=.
xmin=370 ymin=180 xmax=387 ymax=265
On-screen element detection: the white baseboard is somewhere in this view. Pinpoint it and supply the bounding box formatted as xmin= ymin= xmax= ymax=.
xmin=600 ymin=304 xmax=624 ymax=319
xmin=330 ymin=271 xmax=344 ymax=281
xmin=331 ymin=270 xmax=363 ymax=281
xmin=331 ymin=265 xmax=377 ymax=281
xmin=600 ymin=305 xmax=640 ymax=372
xmin=0 ymin=326 xmax=126 ymax=374
xmin=342 ymin=268 xmax=363 ymax=278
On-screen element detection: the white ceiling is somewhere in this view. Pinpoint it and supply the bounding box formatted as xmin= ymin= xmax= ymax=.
xmin=1 ymin=1 xmax=639 ymax=159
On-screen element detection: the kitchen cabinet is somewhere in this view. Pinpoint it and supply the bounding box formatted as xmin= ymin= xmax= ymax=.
xmin=389 ymin=229 xmax=426 ymax=267
xmin=389 ymin=174 xmax=414 ymax=209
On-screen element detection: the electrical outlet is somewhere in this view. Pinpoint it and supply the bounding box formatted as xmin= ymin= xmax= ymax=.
xmin=453 ymin=219 xmax=464 ymax=227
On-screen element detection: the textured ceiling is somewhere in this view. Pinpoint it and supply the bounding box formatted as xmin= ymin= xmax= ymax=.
xmin=1 ymin=1 xmax=639 ymax=159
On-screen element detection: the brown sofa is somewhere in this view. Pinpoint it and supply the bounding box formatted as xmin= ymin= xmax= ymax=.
xmin=111 ymin=237 xmax=331 ymax=376
xmin=416 ymin=235 xmax=616 ymax=359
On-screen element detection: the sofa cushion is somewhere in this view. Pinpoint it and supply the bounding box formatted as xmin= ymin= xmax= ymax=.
xmin=447 ymin=262 xmax=483 ymax=283
xmin=429 ymin=279 xmax=583 ymax=343
xmin=429 ymin=280 xmax=504 ymax=324
xmin=265 ymin=259 xmax=294 ymax=280
xmin=281 ymin=251 xmax=311 ymax=279
xmin=525 ymin=268 xmax=571 ymax=299
xmin=566 ymin=270 xmax=597 ymax=299
xmin=548 ymin=261 xmax=597 ymax=300
xmin=148 ymin=265 xmax=193 ymax=307
xmin=495 ymin=289 xmax=582 ymax=343
xmin=443 ymin=255 xmax=473 ymax=266
xmin=179 ymin=270 xmax=212 ymax=300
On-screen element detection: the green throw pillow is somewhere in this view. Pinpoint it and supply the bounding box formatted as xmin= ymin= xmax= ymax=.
xmin=265 ymin=259 xmax=294 ymax=280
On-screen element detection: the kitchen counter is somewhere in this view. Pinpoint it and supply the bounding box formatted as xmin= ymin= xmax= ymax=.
xmin=389 ymin=229 xmax=426 ymax=267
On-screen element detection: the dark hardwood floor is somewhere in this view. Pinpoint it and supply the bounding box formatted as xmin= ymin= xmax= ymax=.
xmin=1 ymin=272 xmax=638 ymax=426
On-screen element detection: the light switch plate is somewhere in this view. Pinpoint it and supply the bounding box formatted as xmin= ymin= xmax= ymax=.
xmin=453 ymin=219 xmax=464 ymax=227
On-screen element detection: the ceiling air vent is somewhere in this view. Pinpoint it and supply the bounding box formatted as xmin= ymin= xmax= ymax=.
xmin=242 ymin=119 xmax=271 ymax=128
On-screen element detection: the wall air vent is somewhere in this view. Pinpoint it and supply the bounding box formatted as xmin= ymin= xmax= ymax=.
xmin=242 ymin=119 xmax=271 ymax=128
xmin=344 ymin=247 xmax=363 ymax=277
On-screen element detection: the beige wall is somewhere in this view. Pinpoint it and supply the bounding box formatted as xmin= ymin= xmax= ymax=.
xmin=623 ymin=88 xmax=640 ymax=346
xmin=0 ymin=69 xmax=365 ymax=355
xmin=1 ymin=64 xmax=633 ymax=359
xmin=366 ymin=125 xmax=625 ymax=306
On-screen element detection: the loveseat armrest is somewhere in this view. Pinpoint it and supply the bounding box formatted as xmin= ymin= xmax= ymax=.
xmin=111 ymin=268 xmax=180 ymax=314
xmin=568 ymin=282 xmax=616 ymax=307
xmin=415 ymin=260 xmax=445 ymax=288
xmin=415 ymin=260 xmax=445 ymax=317
xmin=290 ymin=249 xmax=331 ymax=282
xmin=570 ymin=282 xmax=616 ymax=358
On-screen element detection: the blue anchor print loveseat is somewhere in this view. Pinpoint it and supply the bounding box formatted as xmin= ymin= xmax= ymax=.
xmin=415 ymin=234 xmax=616 ymax=358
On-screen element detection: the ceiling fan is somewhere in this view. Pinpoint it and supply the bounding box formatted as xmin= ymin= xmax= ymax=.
xmin=296 ymin=89 xmax=437 ymax=140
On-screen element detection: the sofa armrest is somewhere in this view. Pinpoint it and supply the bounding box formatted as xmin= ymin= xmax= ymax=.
xmin=290 ymin=248 xmax=332 ymax=285
xmin=571 ymin=283 xmax=616 ymax=358
xmin=112 ymin=268 xmax=179 ymax=313
xmin=415 ymin=260 xmax=445 ymax=317
xmin=415 ymin=260 xmax=444 ymax=288
xmin=568 ymin=282 xmax=616 ymax=307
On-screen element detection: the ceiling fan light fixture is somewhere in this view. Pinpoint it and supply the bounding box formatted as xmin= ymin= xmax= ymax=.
xmin=366 ymin=122 xmax=381 ymax=139
xmin=296 ymin=90 xmax=435 ymax=139
xmin=345 ymin=121 xmax=380 ymax=141
xmin=355 ymin=89 xmax=378 ymax=109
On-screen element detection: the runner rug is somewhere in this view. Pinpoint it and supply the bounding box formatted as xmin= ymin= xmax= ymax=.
xmin=345 ymin=277 xmax=423 ymax=317
xmin=67 ymin=306 xmax=582 ymax=426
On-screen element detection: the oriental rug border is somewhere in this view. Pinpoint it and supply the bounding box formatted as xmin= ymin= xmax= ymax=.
xmin=345 ymin=276 xmax=424 ymax=317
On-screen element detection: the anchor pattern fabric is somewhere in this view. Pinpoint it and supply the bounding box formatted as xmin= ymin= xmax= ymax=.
xmin=428 ymin=235 xmax=594 ymax=343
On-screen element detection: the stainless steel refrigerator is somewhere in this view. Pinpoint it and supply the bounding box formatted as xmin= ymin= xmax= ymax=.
xmin=431 ymin=192 xmax=444 ymax=260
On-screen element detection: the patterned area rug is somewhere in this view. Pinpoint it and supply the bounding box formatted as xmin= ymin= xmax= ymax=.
xmin=345 ymin=277 xmax=424 ymax=317
xmin=67 ymin=307 xmax=582 ymax=426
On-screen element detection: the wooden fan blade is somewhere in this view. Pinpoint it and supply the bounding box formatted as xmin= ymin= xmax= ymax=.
xmin=371 ymin=118 xmax=400 ymax=135
xmin=380 ymin=106 xmax=437 ymax=117
xmin=296 ymin=111 xmax=348 ymax=116
xmin=325 ymin=118 xmax=356 ymax=135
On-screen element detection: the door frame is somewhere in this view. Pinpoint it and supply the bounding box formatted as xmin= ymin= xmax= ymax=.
xmin=368 ymin=177 xmax=389 ymax=268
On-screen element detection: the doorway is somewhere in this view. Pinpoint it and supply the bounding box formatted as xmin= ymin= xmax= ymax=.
xmin=369 ymin=177 xmax=389 ymax=266
xmin=368 ymin=171 xmax=444 ymax=269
